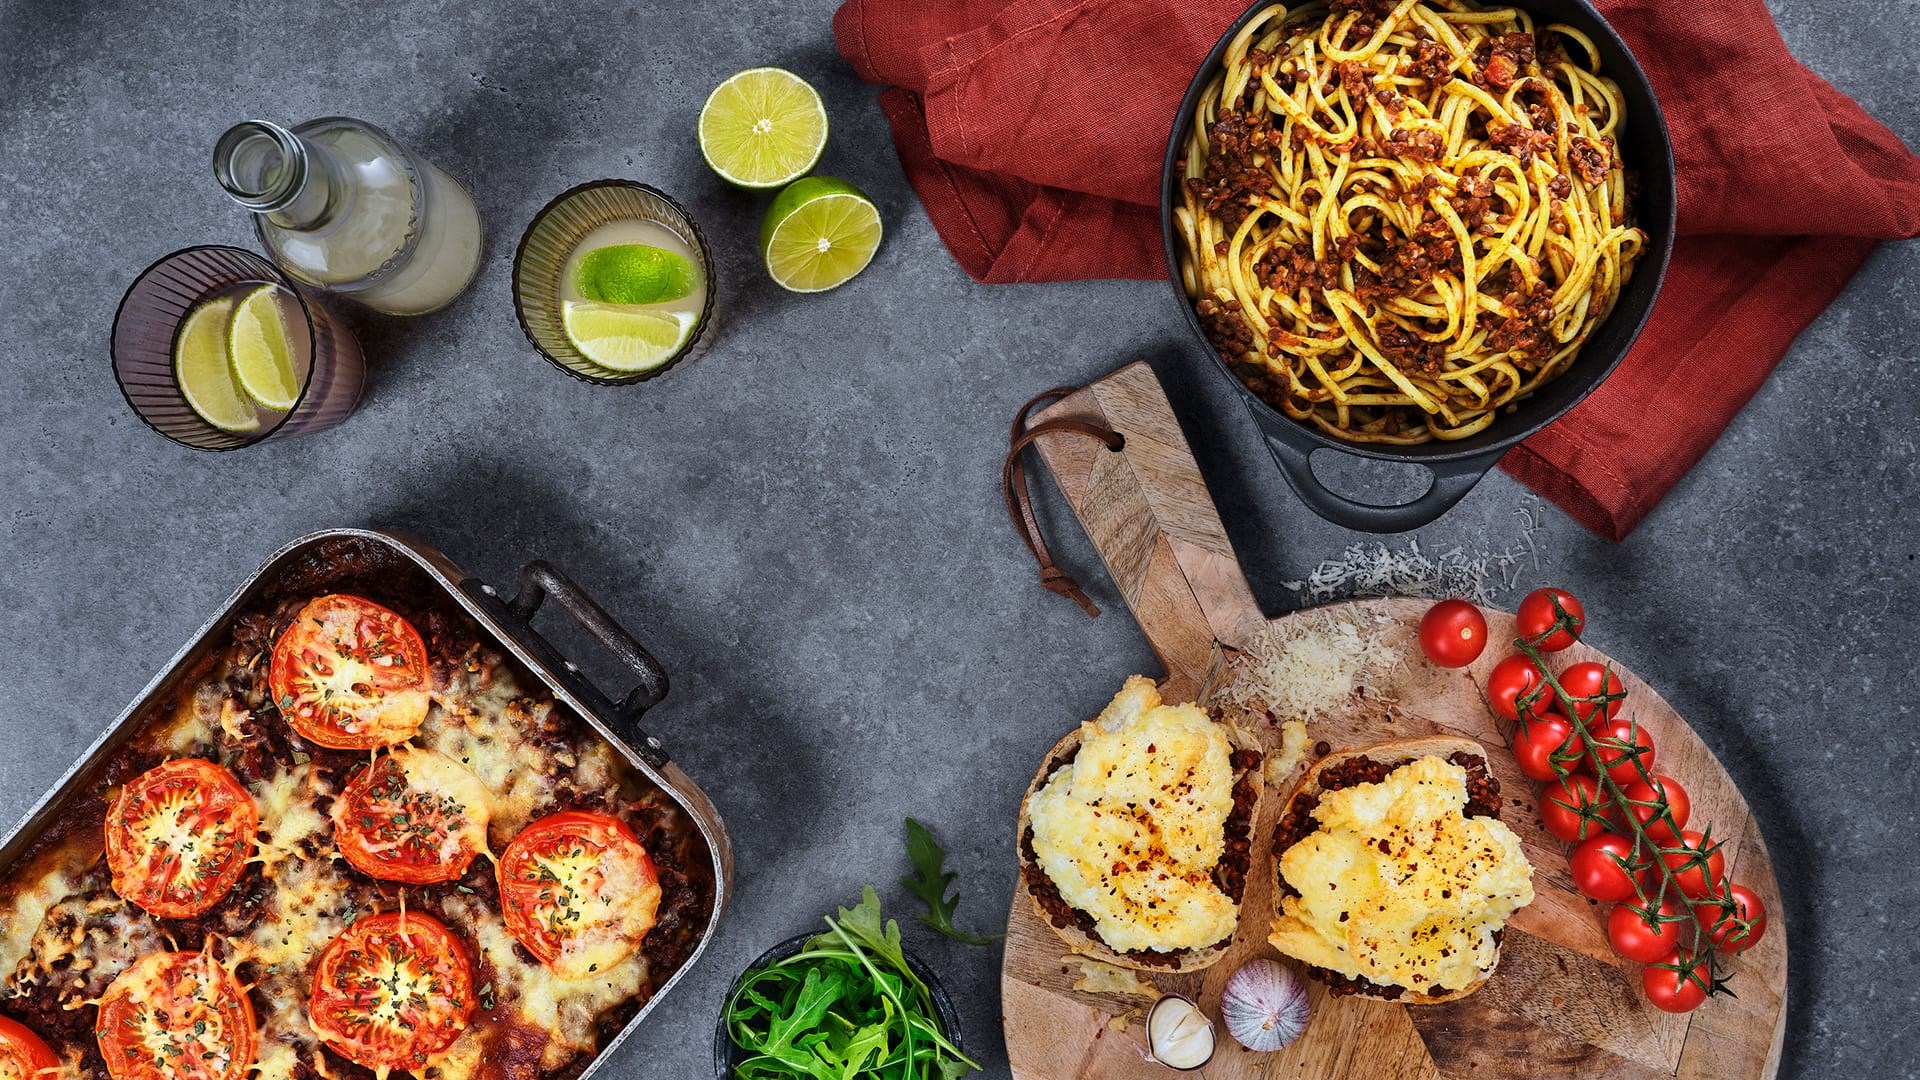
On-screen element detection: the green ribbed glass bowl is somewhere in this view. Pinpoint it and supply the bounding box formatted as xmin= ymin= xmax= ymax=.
xmin=512 ymin=180 xmax=716 ymax=385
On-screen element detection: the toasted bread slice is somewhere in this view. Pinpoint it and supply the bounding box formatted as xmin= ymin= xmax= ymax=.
xmin=1016 ymin=680 xmax=1263 ymax=973
xmin=1270 ymin=735 xmax=1510 ymax=1003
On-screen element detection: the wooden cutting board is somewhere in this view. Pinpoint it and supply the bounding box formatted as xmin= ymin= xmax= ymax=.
xmin=1000 ymin=362 xmax=1786 ymax=1079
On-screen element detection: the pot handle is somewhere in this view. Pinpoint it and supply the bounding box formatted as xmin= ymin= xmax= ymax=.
xmin=1251 ymin=403 xmax=1497 ymax=532
xmin=462 ymin=561 xmax=671 ymax=768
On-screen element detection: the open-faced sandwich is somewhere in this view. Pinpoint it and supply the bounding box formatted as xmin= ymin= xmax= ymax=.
xmin=1268 ymin=736 xmax=1534 ymax=1002
xmin=1018 ymin=675 xmax=1263 ymax=971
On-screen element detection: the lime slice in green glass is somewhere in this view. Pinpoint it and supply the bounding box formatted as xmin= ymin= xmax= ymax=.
xmin=698 ymin=67 xmax=828 ymax=189
xmin=228 ymin=284 xmax=301 ymax=411
xmin=563 ymin=300 xmax=697 ymax=373
xmin=759 ymin=176 xmax=883 ymax=293
xmin=574 ymin=244 xmax=698 ymax=305
xmin=173 ymin=296 xmax=261 ymax=434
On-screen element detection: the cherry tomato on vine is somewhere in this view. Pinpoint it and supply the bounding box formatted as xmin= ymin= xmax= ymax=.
xmin=1699 ymin=883 xmax=1768 ymax=954
xmin=1559 ymin=657 xmax=1620 ymax=722
xmin=1591 ymin=714 xmax=1656 ymax=785
xmin=1541 ymin=773 xmax=1619 ymax=843
xmin=1486 ymin=655 xmax=1553 ymax=722
xmin=1661 ymin=829 xmax=1727 ymax=899
xmin=1419 ymin=599 xmax=1488 ymax=668
xmin=1559 ymin=661 xmax=1625 ymax=723
xmin=1570 ymin=831 xmax=1644 ymax=901
xmin=1621 ymin=774 xmax=1691 ymax=844
xmin=1516 ymin=587 xmax=1585 ymax=651
xmin=1642 ymin=949 xmax=1712 ymax=1013
xmin=1511 ymin=712 xmax=1583 ymax=782
xmin=1609 ymin=900 xmax=1689 ymax=965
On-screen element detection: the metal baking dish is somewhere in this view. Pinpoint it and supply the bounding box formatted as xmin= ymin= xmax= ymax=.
xmin=0 ymin=527 xmax=731 ymax=1076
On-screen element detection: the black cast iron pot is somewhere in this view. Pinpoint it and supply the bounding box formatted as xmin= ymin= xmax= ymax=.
xmin=1161 ymin=0 xmax=1676 ymax=532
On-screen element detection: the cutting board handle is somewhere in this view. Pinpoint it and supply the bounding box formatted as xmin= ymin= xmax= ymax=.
xmin=1023 ymin=361 xmax=1266 ymax=698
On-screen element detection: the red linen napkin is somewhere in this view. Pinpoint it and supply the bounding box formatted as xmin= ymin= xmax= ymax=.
xmin=834 ymin=0 xmax=1920 ymax=540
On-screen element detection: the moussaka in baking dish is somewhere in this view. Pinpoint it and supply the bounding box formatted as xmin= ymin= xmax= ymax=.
xmin=0 ymin=556 xmax=715 ymax=1080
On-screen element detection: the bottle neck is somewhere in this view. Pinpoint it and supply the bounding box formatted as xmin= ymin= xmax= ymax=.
xmin=213 ymin=120 xmax=341 ymax=231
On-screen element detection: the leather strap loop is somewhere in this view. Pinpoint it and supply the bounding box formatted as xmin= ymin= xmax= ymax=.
xmin=1002 ymin=387 xmax=1124 ymax=617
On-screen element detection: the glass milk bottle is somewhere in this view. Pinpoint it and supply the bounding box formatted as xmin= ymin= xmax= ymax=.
xmin=213 ymin=118 xmax=484 ymax=315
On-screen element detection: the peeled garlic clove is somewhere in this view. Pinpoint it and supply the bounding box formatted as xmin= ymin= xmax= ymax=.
xmin=1146 ymin=993 xmax=1215 ymax=1071
xmin=1221 ymin=959 xmax=1310 ymax=1052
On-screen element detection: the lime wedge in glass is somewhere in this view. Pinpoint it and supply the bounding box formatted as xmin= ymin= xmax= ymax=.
xmin=563 ymin=300 xmax=697 ymax=372
xmin=574 ymin=244 xmax=697 ymax=305
xmin=760 ymin=176 xmax=883 ymax=293
xmin=228 ymin=284 xmax=301 ymax=411
xmin=173 ymin=296 xmax=261 ymax=434
xmin=699 ymin=67 xmax=828 ymax=189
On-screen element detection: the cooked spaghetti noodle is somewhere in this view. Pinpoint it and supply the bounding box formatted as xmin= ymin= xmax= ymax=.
xmin=1176 ymin=0 xmax=1646 ymax=444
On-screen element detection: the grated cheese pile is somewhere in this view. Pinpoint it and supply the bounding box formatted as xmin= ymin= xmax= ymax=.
xmin=1219 ymin=607 xmax=1400 ymax=727
xmin=1281 ymin=506 xmax=1542 ymax=604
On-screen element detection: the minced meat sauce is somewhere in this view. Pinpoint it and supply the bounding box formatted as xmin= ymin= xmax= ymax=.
xmin=0 ymin=538 xmax=715 ymax=1080
xmin=1022 ymin=745 xmax=1263 ymax=966
xmin=1271 ymin=749 xmax=1502 ymax=999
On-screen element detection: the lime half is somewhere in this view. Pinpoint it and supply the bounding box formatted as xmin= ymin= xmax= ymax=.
xmin=229 ymin=284 xmax=301 ymax=411
xmin=760 ymin=176 xmax=883 ymax=293
xmin=563 ymin=300 xmax=697 ymax=373
xmin=698 ymin=68 xmax=828 ymax=189
xmin=574 ymin=244 xmax=697 ymax=305
xmin=173 ymin=296 xmax=261 ymax=434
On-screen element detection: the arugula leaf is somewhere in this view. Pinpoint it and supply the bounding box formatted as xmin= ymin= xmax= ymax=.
xmin=763 ymin=967 xmax=848 ymax=1054
xmin=901 ymin=818 xmax=1002 ymax=946
xmin=727 ymin=888 xmax=983 ymax=1079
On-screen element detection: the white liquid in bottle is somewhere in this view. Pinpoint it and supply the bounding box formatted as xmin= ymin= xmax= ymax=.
xmin=216 ymin=119 xmax=484 ymax=316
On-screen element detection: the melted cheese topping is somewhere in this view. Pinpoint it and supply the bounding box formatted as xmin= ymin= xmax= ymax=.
xmin=424 ymin=680 xmax=557 ymax=840
xmin=0 ymin=627 xmax=695 ymax=1080
xmin=1026 ymin=676 xmax=1239 ymax=954
xmin=104 ymin=951 xmax=246 ymax=1078
xmin=11 ymin=894 xmax=163 ymax=1011
xmin=0 ymin=869 xmax=75 ymax=989
xmin=1269 ymin=756 xmax=1534 ymax=993
xmin=442 ymin=894 xmax=648 ymax=1073
xmin=333 ymin=747 xmax=494 ymax=876
xmin=531 ymin=839 xmax=661 ymax=980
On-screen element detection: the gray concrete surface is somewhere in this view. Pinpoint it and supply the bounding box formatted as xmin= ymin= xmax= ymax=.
xmin=1 ymin=1 xmax=1914 ymax=1077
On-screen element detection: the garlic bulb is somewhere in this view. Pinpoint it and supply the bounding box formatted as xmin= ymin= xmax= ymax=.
xmin=1221 ymin=959 xmax=1311 ymax=1052
xmin=1145 ymin=994 xmax=1215 ymax=1070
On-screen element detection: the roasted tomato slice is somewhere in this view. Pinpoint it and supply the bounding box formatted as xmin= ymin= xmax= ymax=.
xmin=269 ymin=594 xmax=431 ymax=750
xmin=497 ymin=811 xmax=662 ymax=979
xmin=96 ymin=948 xmax=256 ymax=1080
xmin=308 ymin=912 xmax=474 ymax=1073
xmin=0 ymin=1015 xmax=59 ymax=1080
xmin=332 ymin=747 xmax=493 ymax=885
xmin=105 ymin=758 xmax=258 ymax=920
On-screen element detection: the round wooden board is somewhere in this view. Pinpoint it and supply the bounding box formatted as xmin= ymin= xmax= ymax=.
xmin=1000 ymin=362 xmax=1786 ymax=1080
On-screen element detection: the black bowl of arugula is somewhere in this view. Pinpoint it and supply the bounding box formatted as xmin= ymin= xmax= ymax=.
xmin=715 ymin=888 xmax=976 ymax=1079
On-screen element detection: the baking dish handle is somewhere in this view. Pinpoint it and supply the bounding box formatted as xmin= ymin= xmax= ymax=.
xmin=1251 ymin=402 xmax=1497 ymax=533
xmin=463 ymin=561 xmax=671 ymax=768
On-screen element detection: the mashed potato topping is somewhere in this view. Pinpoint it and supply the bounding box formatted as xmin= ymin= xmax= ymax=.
xmin=1269 ymin=756 xmax=1533 ymax=993
xmin=1027 ymin=677 xmax=1240 ymax=954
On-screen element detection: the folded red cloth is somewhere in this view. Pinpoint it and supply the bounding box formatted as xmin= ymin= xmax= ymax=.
xmin=834 ymin=0 xmax=1920 ymax=539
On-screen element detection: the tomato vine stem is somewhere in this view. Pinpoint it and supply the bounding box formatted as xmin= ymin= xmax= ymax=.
xmin=1511 ymin=597 xmax=1754 ymax=999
